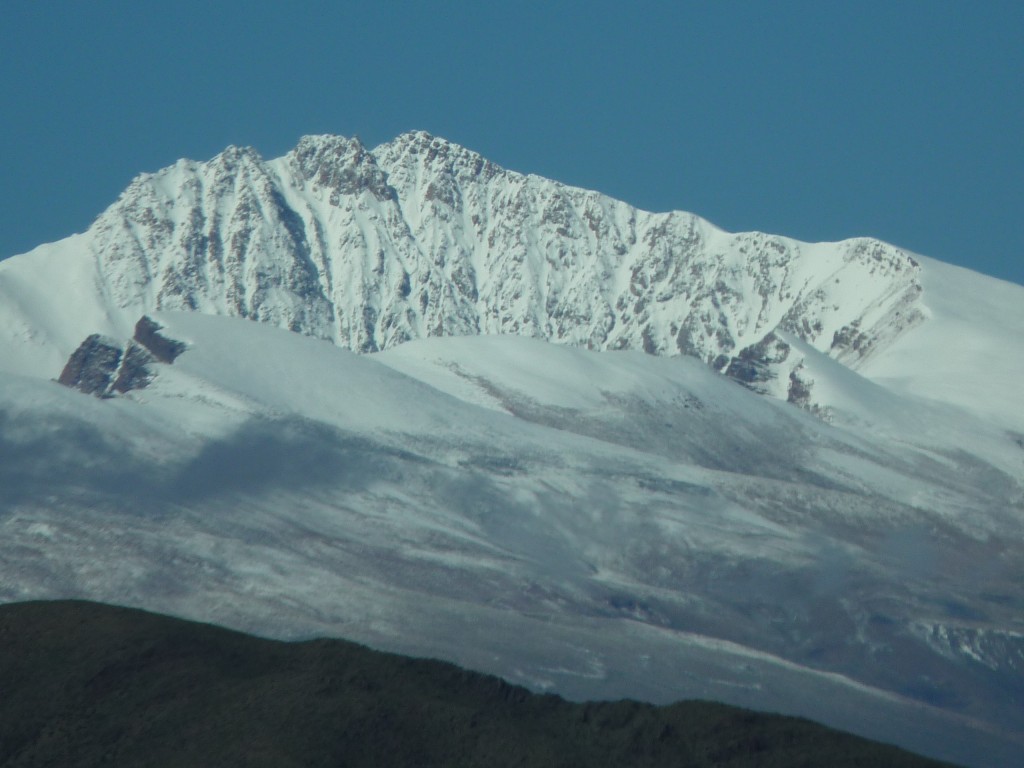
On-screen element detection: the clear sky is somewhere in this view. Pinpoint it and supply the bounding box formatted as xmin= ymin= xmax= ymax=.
xmin=2 ymin=1 xmax=1021 ymax=285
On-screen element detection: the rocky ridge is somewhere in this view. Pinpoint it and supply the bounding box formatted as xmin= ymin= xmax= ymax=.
xmin=81 ymin=131 xmax=925 ymax=411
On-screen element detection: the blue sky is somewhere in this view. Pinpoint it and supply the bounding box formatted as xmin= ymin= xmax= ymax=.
xmin=2 ymin=1 xmax=1021 ymax=285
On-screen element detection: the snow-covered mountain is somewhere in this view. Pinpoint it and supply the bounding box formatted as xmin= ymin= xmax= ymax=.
xmin=1 ymin=134 xmax=1023 ymax=767
xmin=7 ymin=131 xmax=1021 ymax=425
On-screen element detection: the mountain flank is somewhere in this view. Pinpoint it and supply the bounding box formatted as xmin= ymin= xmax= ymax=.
xmin=0 ymin=600 xmax=956 ymax=768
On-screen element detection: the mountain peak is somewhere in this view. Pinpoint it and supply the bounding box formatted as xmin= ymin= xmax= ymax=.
xmin=286 ymin=134 xmax=394 ymax=202
xmin=213 ymin=143 xmax=263 ymax=164
xmin=377 ymin=131 xmax=503 ymax=183
xmin=6 ymin=130 xmax=1013 ymax=422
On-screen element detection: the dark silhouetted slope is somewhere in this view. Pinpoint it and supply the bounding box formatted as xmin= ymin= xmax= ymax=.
xmin=0 ymin=601 xmax=956 ymax=768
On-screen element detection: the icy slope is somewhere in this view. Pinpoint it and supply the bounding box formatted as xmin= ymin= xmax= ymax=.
xmin=5 ymin=132 xmax=1021 ymax=427
xmin=858 ymin=255 xmax=1024 ymax=428
xmin=1 ymin=313 xmax=1022 ymax=767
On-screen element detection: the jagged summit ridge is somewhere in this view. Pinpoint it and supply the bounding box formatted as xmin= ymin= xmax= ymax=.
xmin=9 ymin=133 xmax=926 ymax=397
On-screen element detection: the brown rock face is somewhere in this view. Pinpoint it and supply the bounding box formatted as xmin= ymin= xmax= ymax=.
xmin=133 ymin=316 xmax=186 ymax=363
xmin=58 ymin=317 xmax=186 ymax=398
xmin=57 ymin=335 xmax=133 ymax=397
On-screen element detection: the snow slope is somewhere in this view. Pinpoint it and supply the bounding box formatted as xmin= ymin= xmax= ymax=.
xmin=1 ymin=313 xmax=1022 ymax=767
xmin=858 ymin=254 xmax=1024 ymax=428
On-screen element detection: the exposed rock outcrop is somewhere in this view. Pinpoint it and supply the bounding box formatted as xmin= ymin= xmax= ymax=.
xmin=133 ymin=315 xmax=186 ymax=363
xmin=58 ymin=335 xmax=155 ymax=398
xmin=724 ymin=333 xmax=792 ymax=393
xmin=58 ymin=317 xmax=186 ymax=398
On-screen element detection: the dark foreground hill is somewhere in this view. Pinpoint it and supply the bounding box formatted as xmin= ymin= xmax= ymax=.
xmin=0 ymin=601 xmax=956 ymax=768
